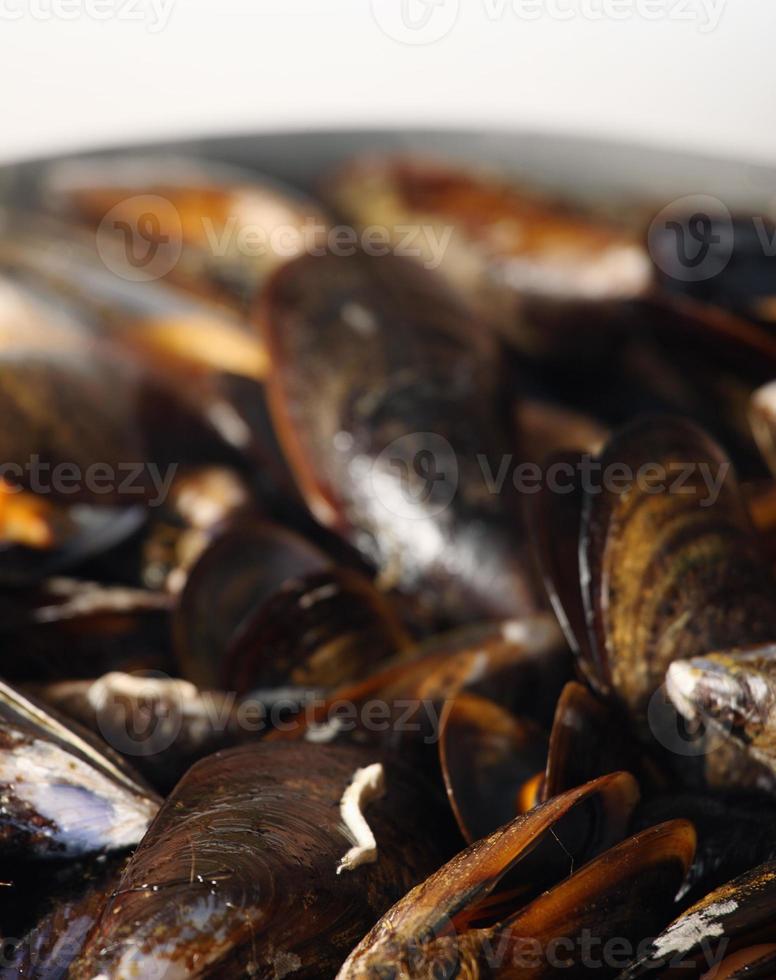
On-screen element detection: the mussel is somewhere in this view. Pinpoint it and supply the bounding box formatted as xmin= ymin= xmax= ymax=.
xmin=0 ymin=272 xmax=241 ymax=506
xmin=619 ymin=859 xmax=776 ymax=978
xmin=439 ymin=692 xmax=549 ymax=841
xmin=667 ymin=645 xmax=776 ymax=778
xmin=0 ymin=145 xmax=773 ymax=980
xmin=259 ymin=249 xmax=545 ymax=624
xmin=578 ymin=416 xmax=776 ymax=717
xmin=29 ymin=671 xmax=240 ymax=793
xmin=326 ymin=156 xmax=652 ymax=355
xmin=35 ymin=154 xmax=328 ymax=313
xmin=0 ymin=678 xmax=159 ymax=858
xmin=68 ymin=742 xmax=457 ymax=978
xmin=338 ymin=773 xmax=694 ymax=979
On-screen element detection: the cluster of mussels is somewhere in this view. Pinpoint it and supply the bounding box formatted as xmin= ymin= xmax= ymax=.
xmin=0 ymin=153 xmax=775 ymax=978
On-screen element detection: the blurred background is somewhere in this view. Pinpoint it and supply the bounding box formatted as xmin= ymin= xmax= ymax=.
xmin=3 ymin=0 xmax=775 ymax=165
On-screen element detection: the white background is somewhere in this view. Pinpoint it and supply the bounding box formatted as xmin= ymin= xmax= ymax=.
xmin=1 ymin=0 xmax=774 ymax=165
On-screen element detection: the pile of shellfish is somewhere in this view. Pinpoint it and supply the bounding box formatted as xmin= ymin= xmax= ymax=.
xmin=0 ymin=151 xmax=774 ymax=978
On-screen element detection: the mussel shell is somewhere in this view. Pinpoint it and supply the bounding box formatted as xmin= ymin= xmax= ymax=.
xmin=709 ymin=946 xmax=776 ymax=979
xmin=276 ymin=613 xmax=570 ymax=747
xmin=0 ymin=679 xmax=159 ymax=858
xmin=37 ymin=154 xmax=328 ymax=312
xmin=632 ymin=792 xmax=776 ymax=909
xmin=0 ymin=212 xmax=268 ymax=383
xmin=0 ymin=214 xmax=303 ymax=488
xmin=259 ymin=249 xmax=545 ymax=624
xmin=499 ymin=819 xmax=695 ymax=979
xmin=527 ymin=450 xmax=591 ymax=661
xmin=223 ymin=566 xmax=408 ymax=698
xmin=579 ymin=416 xmax=776 ymax=715
xmin=650 ymin=212 xmax=776 ymax=326
xmin=173 ymin=519 xmax=328 ymax=688
xmin=667 ymin=645 xmax=776 ymax=778
xmin=0 ymin=490 xmax=145 ymax=587
xmin=68 ymin=741 xmax=457 ymax=979
xmin=336 ymin=772 xmax=640 ymax=978
xmin=0 ymin=853 xmax=127 ymax=979
xmin=619 ymin=859 xmax=776 ymax=978
xmin=439 ymin=693 xmax=549 ymax=842
xmin=542 ymin=681 xmax=649 ymax=801
xmin=0 ymin=273 xmax=240 ymax=505
xmin=29 ymin=672 xmax=240 ymax=794
xmin=326 ymin=156 xmax=652 ymax=354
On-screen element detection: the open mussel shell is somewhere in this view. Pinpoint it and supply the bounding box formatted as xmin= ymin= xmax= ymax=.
xmin=337 ymin=772 xmax=640 ymax=978
xmin=499 ymin=819 xmax=695 ymax=979
xmin=68 ymin=741 xmax=458 ymax=979
xmin=259 ymin=248 xmax=545 ymax=624
xmin=0 ymin=678 xmax=159 ymax=858
xmin=326 ymin=155 xmax=652 ymax=356
xmin=542 ymin=681 xmax=651 ymax=802
xmin=36 ymin=154 xmax=328 ymax=312
xmin=223 ymin=566 xmax=409 ymax=699
xmin=618 ymin=859 xmax=776 ymax=978
xmin=173 ymin=519 xmax=328 ymax=688
xmin=667 ymin=644 xmax=776 ymax=777
xmin=439 ymin=693 xmax=549 ymax=842
xmin=278 ymin=612 xmax=570 ymax=747
xmin=579 ymin=416 xmax=776 ymax=717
